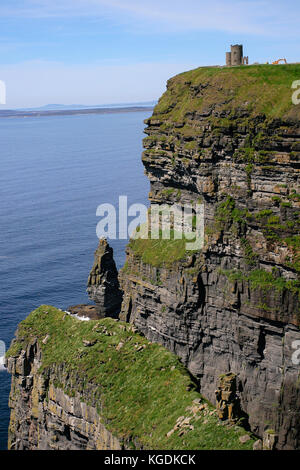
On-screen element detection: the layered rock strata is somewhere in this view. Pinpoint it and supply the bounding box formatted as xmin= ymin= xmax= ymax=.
xmin=119 ymin=65 xmax=300 ymax=449
xmin=87 ymin=238 xmax=122 ymax=317
xmin=5 ymin=340 xmax=122 ymax=450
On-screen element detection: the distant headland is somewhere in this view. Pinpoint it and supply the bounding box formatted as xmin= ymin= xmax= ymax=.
xmin=0 ymin=104 xmax=155 ymax=119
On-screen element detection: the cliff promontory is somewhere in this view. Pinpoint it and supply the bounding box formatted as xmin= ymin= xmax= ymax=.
xmin=5 ymin=306 xmax=254 ymax=450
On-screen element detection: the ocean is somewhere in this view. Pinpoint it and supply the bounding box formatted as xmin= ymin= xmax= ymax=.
xmin=0 ymin=110 xmax=151 ymax=449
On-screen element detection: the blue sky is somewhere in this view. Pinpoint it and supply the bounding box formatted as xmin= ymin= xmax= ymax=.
xmin=0 ymin=0 xmax=299 ymax=107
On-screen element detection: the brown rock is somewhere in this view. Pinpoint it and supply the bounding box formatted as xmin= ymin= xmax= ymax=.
xmin=67 ymin=304 xmax=103 ymax=320
xmin=239 ymin=435 xmax=251 ymax=444
xmin=253 ymin=439 xmax=263 ymax=450
xmin=42 ymin=335 xmax=50 ymax=345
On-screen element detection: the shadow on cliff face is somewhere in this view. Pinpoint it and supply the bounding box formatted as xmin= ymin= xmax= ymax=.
xmin=196 ymin=273 xmax=206 ymax=309
xmin=124 ymin=297 xmax=132 ymax=323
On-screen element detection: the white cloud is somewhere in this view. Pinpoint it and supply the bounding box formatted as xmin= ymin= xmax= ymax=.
xmin=0 ymin=0 xmax=299 ymax=36
xmin=0 ymin=59 xmax=199 ymax=108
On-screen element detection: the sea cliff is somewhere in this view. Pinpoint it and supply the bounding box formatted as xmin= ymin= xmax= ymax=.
xmin=119 ymin=65 xmax=300 ymax=449
xmin=6 ymin=64 xmax=300 ymax=450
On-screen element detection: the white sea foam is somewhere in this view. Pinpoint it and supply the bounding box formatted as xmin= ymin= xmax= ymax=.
xmin=0 ymin=340 xmax=6 ymax=371
xmin=72 ymin=314 xmax=90 ymax=322
xmin=64 ymin=310 xmax=90 ymax=322
xmin=0 ymin=356 xmax=6 ymax=372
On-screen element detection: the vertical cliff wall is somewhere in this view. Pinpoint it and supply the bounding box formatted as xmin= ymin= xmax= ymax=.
xmin=7 ymin=351 xmax=122 ymax=450
xmin=119 ymin=65 xmax=300 ymax=449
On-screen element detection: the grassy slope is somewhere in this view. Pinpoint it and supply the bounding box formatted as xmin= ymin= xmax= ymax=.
xmin=153 ymin=64 xmax=300 ymax=122
xmin=128 ymin=227 xmax=190 ymax=268
xmin=128 ymin=236 xmax=188 ymax=267
xmin=6 ymin=306 xmax=255 ymax=450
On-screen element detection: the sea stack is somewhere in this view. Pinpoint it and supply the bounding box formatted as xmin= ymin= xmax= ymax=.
xmin=87 ymin=238 xmax=122 ymax=317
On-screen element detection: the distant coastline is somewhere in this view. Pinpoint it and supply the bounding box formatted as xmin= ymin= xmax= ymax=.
xmin=0 ymin=105 xmax=155 ymax=119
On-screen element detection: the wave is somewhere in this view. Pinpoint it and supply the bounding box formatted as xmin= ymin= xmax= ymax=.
xmin=64 ymin=310 xmax=90 ymax=322
xmin=0 ymin=356 xmax=6 ymax=372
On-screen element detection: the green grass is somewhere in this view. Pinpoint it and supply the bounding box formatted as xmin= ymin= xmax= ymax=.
xmin=284 ymin=235 xmax=300 ymax=273
xmin=255 ymin=209 xmax=273 ymax=219
xmin=213 ymin=196 xmax=299 ymax=274
xmin=248 ymin=269 xmax=298 ymax=293
xmin=214 ymin=196 xmax=250 ymax=233
xmin=219 ymin=268 xmax=300 ymax=300
xmin=128 ymin=228 xmax=197 ymax=268
xmin=288 ymin=192 xmax=300 ymax=202
xmin=128 ymin=236 xmax=188 ymax=268
xmin=6 ymin=306 xmax=255 ymax=450
xmin=255 ymin=208 xmax=300 ymax=245
xmin=240 ymin=238 xmax=258 ymax=266
xmin=153 ymin=64 xmax=300 ymax=124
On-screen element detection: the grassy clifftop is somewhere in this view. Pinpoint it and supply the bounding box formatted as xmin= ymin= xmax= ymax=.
xmin=153 ymin=64 xmax=300 ymax=123
xmin=7 ymin=306 xmax=255 ymax=450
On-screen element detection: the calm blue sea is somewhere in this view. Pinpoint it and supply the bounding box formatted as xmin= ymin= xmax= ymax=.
xmin=0 ymin=110 xmax=151 ymax=450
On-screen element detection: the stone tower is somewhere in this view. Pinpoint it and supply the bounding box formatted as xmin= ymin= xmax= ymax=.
xmin=226 ymin=51 xmax=232 ymax=66
xmin=225 ymin=44 xmax=248 ymax=66
xmin=230 ymin=44 xmax=243 ymax=66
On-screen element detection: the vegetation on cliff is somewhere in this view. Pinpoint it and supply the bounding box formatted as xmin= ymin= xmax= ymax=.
xmin=213 ymin=195 xmax=300 ymax=305
xmin=142 ymin=65 xmax=300 ymax=275
xmin=128 ymin=229 xmax=190 ymax=268
xmin=153 ymin=64 xmax=300 ymax=124
xmin=6 ymin=306 xmax=255 ymax=450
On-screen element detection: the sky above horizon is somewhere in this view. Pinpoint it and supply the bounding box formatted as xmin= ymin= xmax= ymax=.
xmin=0 ymin=0 xmax=300 ymax=108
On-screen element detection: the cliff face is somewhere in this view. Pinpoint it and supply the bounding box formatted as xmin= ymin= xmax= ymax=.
xmin=6 ymin=343 xmax=122 ymax=450
xmin=5 ymin=306 xmax=255 ymax=450
xmin=119 ymin=65 xmax=300 ymax=449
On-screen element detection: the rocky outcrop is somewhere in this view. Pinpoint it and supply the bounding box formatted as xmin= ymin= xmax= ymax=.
xmin=119 ymin=65 xmax=300 ymax=449
xmin=67 ymin=304 xmax=103 ymax=320
xmin=87 ymin=238 xmax=122 ymax=317
xmin=215 ymin=373 xmax=241 ymax=423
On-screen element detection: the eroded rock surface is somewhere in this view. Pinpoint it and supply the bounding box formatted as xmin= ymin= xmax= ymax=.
xmin=87 ymin=238 xmax=122 ymax=317
xmin=119 ymin=66 xmax=300 ymax=449
xmin=67 ymin=304 xmax=103 ymax=320
xmin=5 ymin=340 xmax=122 ymax=450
